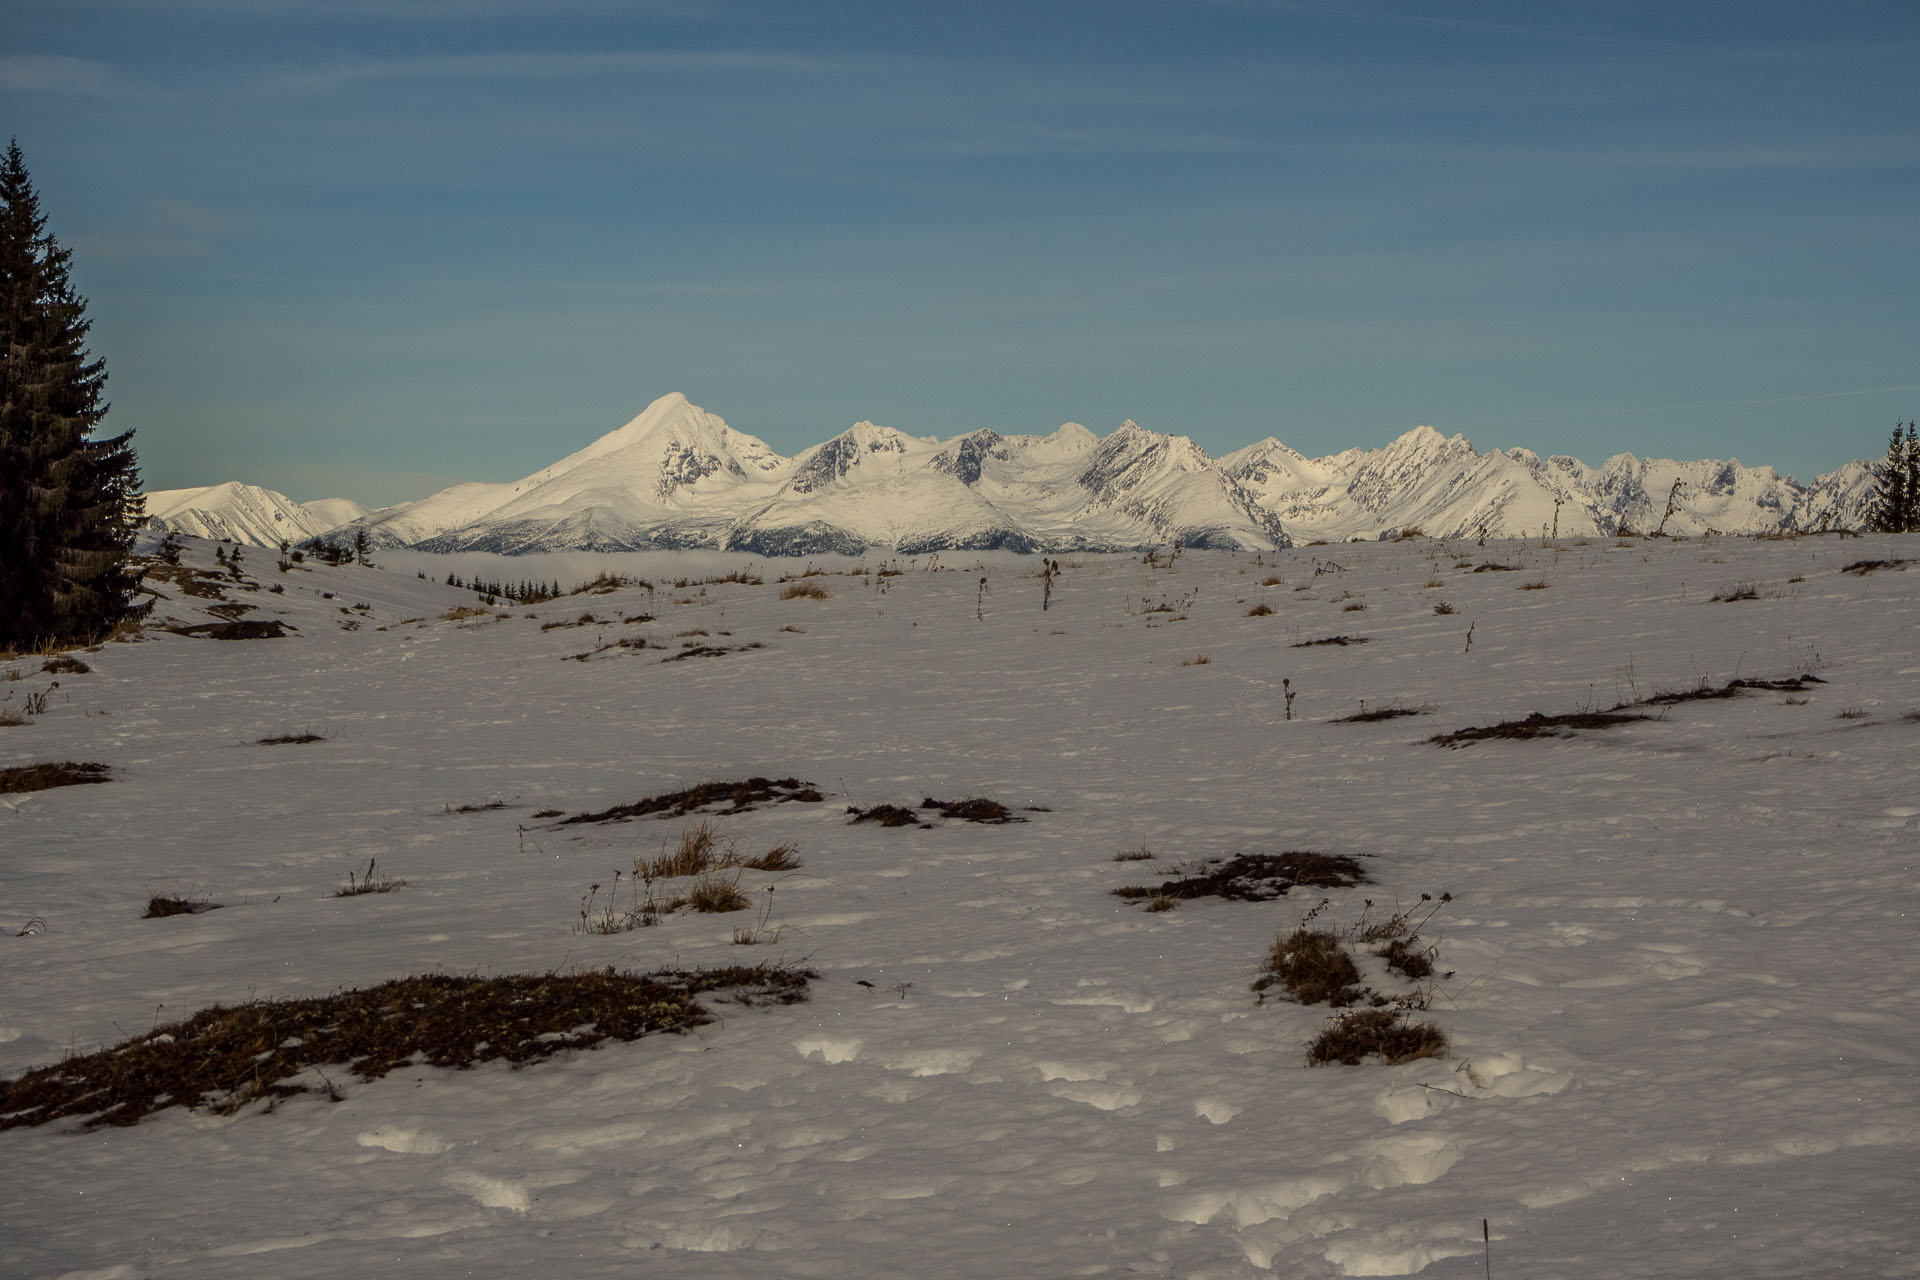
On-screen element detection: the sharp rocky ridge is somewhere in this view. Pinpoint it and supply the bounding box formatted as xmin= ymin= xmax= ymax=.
xmin=146 ymin=392 xmax=1879 ymax=552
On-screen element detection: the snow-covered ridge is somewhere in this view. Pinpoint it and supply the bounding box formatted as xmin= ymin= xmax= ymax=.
xmin=143 ymin=483 xmax=367 ymax=547
xmin=149 ymin=393 xmax=1878 ymax=552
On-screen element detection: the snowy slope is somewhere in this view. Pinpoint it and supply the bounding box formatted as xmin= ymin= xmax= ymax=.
xmin=4 ymin=531 xmax=1916 ymax=1278
xmin=143 ymin=482 xmax=366 ymax=546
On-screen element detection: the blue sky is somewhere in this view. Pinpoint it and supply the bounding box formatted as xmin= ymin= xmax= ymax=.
xmin=7 ymin=0 xmax=1918 ymax=505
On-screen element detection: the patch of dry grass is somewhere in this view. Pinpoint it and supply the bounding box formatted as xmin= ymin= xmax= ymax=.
xmin=1115 ymin=851 xmax=1367 ymax=908
xmin=0 ymin=761 xmax=110 ymax=793
xmin=144 ymin=894 xmax=221 ymax=919
xmin=1429 ymin=709 xmax=1648 ymax=747
xmin=1307 ymin=1010 xmax=1447 ymax=1066
xmin=0 ymin=966 xmax=813 ymax=1129
xmin=561 ymin=777 xmax=823 ymax=825
xmin=1332 ymin=703 xmax=1430 ymax=724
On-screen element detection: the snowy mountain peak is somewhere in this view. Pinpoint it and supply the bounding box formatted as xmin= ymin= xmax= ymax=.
xmin=786 ymin=422 xmax=932 ymax=495
xmin=931 ymin=430 xmax=1005 ymax=486
xmin=143 ymin=482 xmax=365 ymax=546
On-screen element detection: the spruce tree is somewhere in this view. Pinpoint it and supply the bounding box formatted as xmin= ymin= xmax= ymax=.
xmin=0 ymin=140 xmax=141 ymax=649
xmin=1867 ymin=422 xmax=1918 ymax=533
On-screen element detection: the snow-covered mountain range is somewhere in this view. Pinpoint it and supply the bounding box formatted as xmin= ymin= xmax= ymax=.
xmin=145 ymin=393 xmax=1876 ymax=552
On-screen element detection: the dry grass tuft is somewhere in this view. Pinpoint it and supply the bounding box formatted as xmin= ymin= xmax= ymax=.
xmin=336 ymin=858 xmax=405 ymax=896
xmin=1181 ymin=654 xmax=1212 ymax=666
xmin=1253 ymin=928 xmax=1364 ymax=1006
xmin=41 ymin=656 xmax=89 ymax=674
xmin=742 ymin=841 xmax=801 ymax=872
xmin=642 ymin=821 xmax=725 ymax=878
xmin=0 ymin=966 xmax=813 ymax=1129
xmin=781 ymin=581 xmax=832 ymax=600
xmin=1307 ymin=1010 xmax=1447 ymax=1066
xmin=1292 ymin=635 xmax=1368 ymax=648
xmin=0 ymin=761 xmax=110 ymax=793
xmin=1245 ymin=603 xmax=1274 ymax=617
xmin=685 ymin=869 xmax=754 ymax=913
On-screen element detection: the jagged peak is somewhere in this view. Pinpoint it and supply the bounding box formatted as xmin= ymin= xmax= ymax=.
xmin=787 ymin=420 xmax=933 ymax=494
xmin=1384 ymin=424 xmax=1473 ymax=457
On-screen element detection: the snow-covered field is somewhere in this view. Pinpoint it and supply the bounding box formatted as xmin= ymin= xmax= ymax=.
xmin=3 ymin=533 xmax=1916 ymax=1278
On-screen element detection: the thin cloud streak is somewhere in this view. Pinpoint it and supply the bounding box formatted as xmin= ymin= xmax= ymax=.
xmin=0 ymin=54 xmax=122 ymax=95
xmin=278 ymin=47 xmax=869 ymax=89
xmin=1436 ymin=385 xmax=1920 ymax=433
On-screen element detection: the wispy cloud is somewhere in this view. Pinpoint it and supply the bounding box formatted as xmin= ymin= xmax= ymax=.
xmin=0 ymin=54 xmax=121 ymax=95
xmin=278 ymin=47 xmax=863 ymax=90
xmin=892 ymin=125 xmax=1250 ymax=158
xmin=1435 ymin=385 xmax=1920 ymax=432
xmin=73 ymin=198 xmax=246 ymax=261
